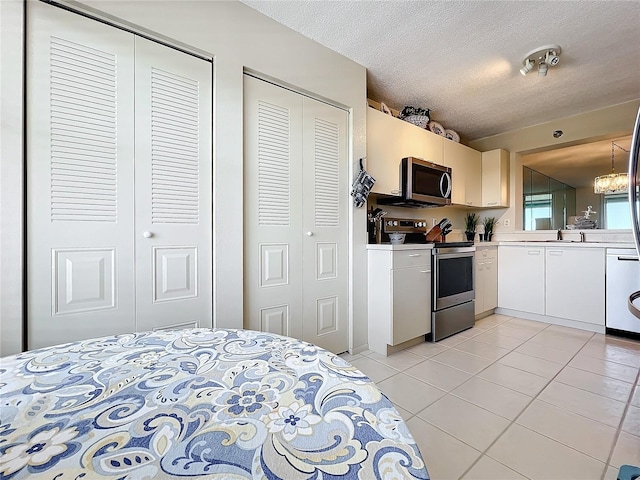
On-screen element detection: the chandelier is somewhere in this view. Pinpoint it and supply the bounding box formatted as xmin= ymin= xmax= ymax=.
xmin=594 ymin=141 xmax=629 ymax=194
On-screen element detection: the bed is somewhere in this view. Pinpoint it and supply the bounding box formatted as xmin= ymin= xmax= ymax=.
xmin=0 ymin=328 xmax=429 ymax=479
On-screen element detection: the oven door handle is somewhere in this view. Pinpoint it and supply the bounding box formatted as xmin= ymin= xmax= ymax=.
xmin=440 ymin=172 xmax=452 ymax=199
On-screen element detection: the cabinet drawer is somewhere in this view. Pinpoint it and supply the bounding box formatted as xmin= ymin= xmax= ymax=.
xmin=392 ymin=250 xmax=431 ymax=268
xmin=476 ymin=247 xmax=497 ymax=260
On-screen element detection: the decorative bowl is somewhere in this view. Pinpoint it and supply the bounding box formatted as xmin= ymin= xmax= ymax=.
xmin=389 ymin=233 xmax=406 ymax=245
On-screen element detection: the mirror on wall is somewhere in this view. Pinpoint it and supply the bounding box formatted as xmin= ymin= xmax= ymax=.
xmin=523 ymin=167 xmax=576 ymax=230
xmin=522 ymin=135 xmax=632 ymax=230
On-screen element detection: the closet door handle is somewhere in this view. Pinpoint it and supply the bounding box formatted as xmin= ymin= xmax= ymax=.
xmin=143 ymin=231 xmax=154 ymax=238
xmin=306 ymin=231 xmax=314 ymax=237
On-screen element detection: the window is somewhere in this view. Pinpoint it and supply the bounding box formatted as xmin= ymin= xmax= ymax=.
xmin=524 ymin=193 xmax=552 ymax=230
xmin=604 ymin=194 xmax=631 ymax=229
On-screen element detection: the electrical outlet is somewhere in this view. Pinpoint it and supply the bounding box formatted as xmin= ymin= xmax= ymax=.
xmin=503 ymin=218 xmax=511 ymax=228
xmin=432 ymin=218 xmax=438 ymax=226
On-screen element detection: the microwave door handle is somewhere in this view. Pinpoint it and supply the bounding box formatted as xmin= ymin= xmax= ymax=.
xmin=440 ymin=172 xmax=452 ymax=198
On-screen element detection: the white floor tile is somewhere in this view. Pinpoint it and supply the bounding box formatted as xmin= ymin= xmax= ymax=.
xmin=514 ymin=340 xmax=576 ymax=364
xmin=545 ymin=324 xmax=595 ymax=340
xmin=555 ymin=366 xmax=634 ymax=403
xmin=454 ymin=339 xmax=511 ymax=361
xmin=632 ymin=386 xmax=640 ymax=408
xmin=430 ymin=348 xmax=494 ymax=375
xmin=497 ymin=351 xmax=564 ymax=378
xmin=538 ymin=381 xmax=627 ymax=428
xmin=377 ymin=373 xmax=446 ymax=413
xmin=406 ymin=416 xmax=481 ymax=480
xmin=516 ymin=399 xmax=617 ymax=462
xmin=580 ymin=341 xmax=640 ymax=368
xmin=349 ymin=356 xmax=398 ymax=384
xmin=492 ymin=324 xmax=538 ymax=340
xmin=504 ymin=317 xmax=548 ymax=331
xmin=417 ymin=394 xmax=510 ymax=451
xmin=610 ymin=431 xmax=640 ymax=469
xmin=462 ymin=455 xmax=528 ymax=480
xmin=622 ymin=404 xmax=640 ymax=436
xmin=405 ymin=340 xmax=450 ymax=358
xmin=472 ymin=331 xmax=527 ymax=350
xmin=451 ymin=376 xmax=532 ymax=420
xmin=487 ymin=424 xmax=605 ymax=479
xmin=338 ymin=351 xmax=362 ymax=362
xmin=404 ymin=359 xmax=472 ymax=392
xmin=569 ymin=353 xmax=639 ymax=383
xmin=478 ymin=363 xmax=549 ymax=397
xmin=437 ymin=333 xmax=471 ymax=347
xmin=528 ymin=330 xmax=589 ymax=353
xmin=368 ymin=350 xmax=424 ymax=371
xmin=604 ymin=465 xmax=619 ymax=480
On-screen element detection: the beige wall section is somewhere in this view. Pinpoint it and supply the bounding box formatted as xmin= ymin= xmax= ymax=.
xmin=0 ymin=0 xmax=24 ymax=357
xmin=470 ymin=100 xmax=640 ymax=231
xmin=2 ymin=0 xmax=369 ymax=354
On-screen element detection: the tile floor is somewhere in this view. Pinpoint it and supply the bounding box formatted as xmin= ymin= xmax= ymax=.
xmin=340 ymin=314 xmax=640 ymax=480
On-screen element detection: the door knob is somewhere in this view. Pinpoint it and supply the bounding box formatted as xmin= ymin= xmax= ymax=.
xmin=143 ymin=231 xmax=153 ymax=238
xmin=306 ymin=231 xmax=314 ymax=237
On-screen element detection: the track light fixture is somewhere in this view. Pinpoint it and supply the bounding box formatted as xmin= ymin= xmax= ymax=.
xmin=520 ymin=44 xmax=562 ymax=77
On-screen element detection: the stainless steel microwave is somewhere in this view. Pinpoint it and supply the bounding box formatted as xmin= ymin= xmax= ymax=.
xmin=379 ymin=157 xmax=452 ymax=207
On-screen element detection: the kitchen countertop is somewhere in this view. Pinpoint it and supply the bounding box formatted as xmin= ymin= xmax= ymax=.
xmin=366 ymin=243 xmax=434 ymax=250
xmin=494 ymin=241 xmax=635 ymax=249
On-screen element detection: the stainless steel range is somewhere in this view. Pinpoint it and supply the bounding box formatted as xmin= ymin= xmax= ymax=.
xmin=431 ymin=242 xmax=476 ymax=342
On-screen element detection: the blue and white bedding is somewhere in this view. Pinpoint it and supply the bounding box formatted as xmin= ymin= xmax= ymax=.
xmin=0 ymin=328 xmax=429 ymax=479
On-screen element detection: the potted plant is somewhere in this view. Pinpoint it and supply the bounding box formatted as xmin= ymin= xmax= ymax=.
xmin=483 ymin=216 xmax=497 ymax=241
xmin=464 ymin=212 xmax=478 ymax=241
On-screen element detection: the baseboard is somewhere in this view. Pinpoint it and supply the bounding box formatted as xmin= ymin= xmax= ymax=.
xmin=351 ymin=343 xmax=370 ymax=355
xmin=495 ymin=308 xmax=605 ymax=334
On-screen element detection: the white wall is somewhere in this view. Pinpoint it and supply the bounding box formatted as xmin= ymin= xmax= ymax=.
xmin=0 ymin=0 xmax=369 ymax=355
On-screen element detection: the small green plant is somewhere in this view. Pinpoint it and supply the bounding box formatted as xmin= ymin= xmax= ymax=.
xmin=464 ymin=212 xmax=479 ymax=233
xmin=483 ymin=216 xmax=497 ymax=236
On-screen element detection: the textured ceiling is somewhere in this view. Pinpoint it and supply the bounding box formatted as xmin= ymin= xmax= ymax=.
xmin=240 ymin=0 xmax=640 ymax=143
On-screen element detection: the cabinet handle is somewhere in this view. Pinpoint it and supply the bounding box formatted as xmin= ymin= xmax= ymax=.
xmin=618 ymin=256 xmax=639 ymax=261
xmin=391 ymin=189 xmax=401 ymax=195
xmin=420 ymin=270 xmax=429 ymax=274
xmin=408 ymin=254 xmax=421 ymax=257
xmin=548 ymin=250 xmax=563 ymax=256
xmin=487 ymin=202 xmax=498 ymax=206
xmin=527 ymin=250 xmax=541 ymax=255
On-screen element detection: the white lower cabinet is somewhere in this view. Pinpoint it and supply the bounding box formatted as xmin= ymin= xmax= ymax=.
xmin=475 ymin=246 xmax=497 ymax=315
xmin=368 ymin=248 xmax=431 ymax=354
xmin=545 ymin=248 xmax=605 ymax=325
xmin=497 ymin=246 xmax=545 ymax=315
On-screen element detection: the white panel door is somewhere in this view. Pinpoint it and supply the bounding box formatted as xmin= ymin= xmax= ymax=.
xmin=301 ymin=97 xmax=349 ymax=353
xmin=244 ymin=75 xmax=304 ymax=341
xmin=27 ymin=2 xmax=136 ymax=349
xmin=134 ymin=37 xmax=212 ymax=332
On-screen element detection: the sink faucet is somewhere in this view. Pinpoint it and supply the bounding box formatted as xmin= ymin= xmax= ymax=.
xmin=557 ymin=229 xmax=562 ymax=241
xmin=580 ymin=231 xmax=585 ymax=243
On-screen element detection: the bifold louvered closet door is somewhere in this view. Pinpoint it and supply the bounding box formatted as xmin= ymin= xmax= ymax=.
xmin=243 ymin=75 xmax=348 ymax=354
xmin=27 ymin=2 xmax=212 ymax=349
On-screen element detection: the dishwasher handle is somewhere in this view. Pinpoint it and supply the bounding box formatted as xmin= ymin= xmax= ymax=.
xmin=618 ymin=256 xmax=640 ymax=262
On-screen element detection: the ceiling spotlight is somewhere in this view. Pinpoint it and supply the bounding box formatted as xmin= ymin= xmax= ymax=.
xmin=520 ymin=59 xmax=534 ymax=76
xmin=538 ymin=62 xmax=548 ymax=77
xmin=520 ymin=44 xmax=562 ymax=77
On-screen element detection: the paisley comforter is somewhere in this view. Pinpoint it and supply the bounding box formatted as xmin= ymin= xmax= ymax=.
xmin=0 ymin=328 xmax=429 ymax=479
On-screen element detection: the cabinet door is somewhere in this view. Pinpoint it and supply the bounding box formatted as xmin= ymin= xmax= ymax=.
xmin=498 ymin=246 xmax=544 ymax=314
xmin=392 ymin=266 xmax=431 ymax=345
xmin=484 ymin=256 xmax=498 ymax=311
xmin=482 ymin=149 xmax=509 ymax=207
xmin=27 ymin=1 xmax=136 ymax=349
xmin=367 ymin=108 xmax=403 ymax=195
xmin=545 ymin=248 xmax=605 ymax=325
xmin=475 ymin=259 xmax=485 ymax=314
xmin=443 ymin=140 xmax=482 ymax=206
xmin=401 ymin=123 xmax=443 ymax=166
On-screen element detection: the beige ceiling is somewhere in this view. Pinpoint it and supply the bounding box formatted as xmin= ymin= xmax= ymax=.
xmin=523 ymin=135 xmax=632 ymax=190
xmin=240 ymin=0 xmax=640 ymax=143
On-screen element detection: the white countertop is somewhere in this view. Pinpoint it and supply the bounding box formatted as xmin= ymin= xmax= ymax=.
xmin=366 ymin=243 xmax=434 ymax=250
xmin=494 ymin=241 xmax=635 ymax=249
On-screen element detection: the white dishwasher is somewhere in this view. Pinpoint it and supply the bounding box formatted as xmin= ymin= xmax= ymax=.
xmin=606 ymin=248 xmax=640 ymax=334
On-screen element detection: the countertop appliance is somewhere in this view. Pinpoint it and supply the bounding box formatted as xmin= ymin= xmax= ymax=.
xmin=606 ymin=248 xmax=640 ymax=335
xmin=378 ymin=157 xmax=452 ymax=208
xmin=431 ymin=243 xmax=476 ymax=341
xmin=628 ymin=106 xmax=640 ymax=325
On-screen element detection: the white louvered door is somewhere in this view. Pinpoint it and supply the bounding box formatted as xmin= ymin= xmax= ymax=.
xmin=244 ymin=76 xmax=304 ymax=341
xmin=243 ymin=76 xmax=348 ymax=354
xmin=301 ymin=97 xmax=348 ymax=354
xmin=27 ymin=2 xmax=136 ymax=348
xmin=27 ymin=2 xmax=212 ymax=349
xmin=134 ymin=37 xmax=212 ymax=332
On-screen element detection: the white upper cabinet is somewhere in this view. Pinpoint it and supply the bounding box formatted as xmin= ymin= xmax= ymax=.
xmin=481 ymin=149 xmax=510 ymax=207
xmin=443 ymin=140 xmax=482 ymax=206
xmin=366 ymin=108 xmax=443 ymax=196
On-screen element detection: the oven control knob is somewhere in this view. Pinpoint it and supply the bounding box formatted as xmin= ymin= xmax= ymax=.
xmin=387 ymin=220 xmax=393 ymax=226
xmin=393 ymin=221 xmax=398 ymax=226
